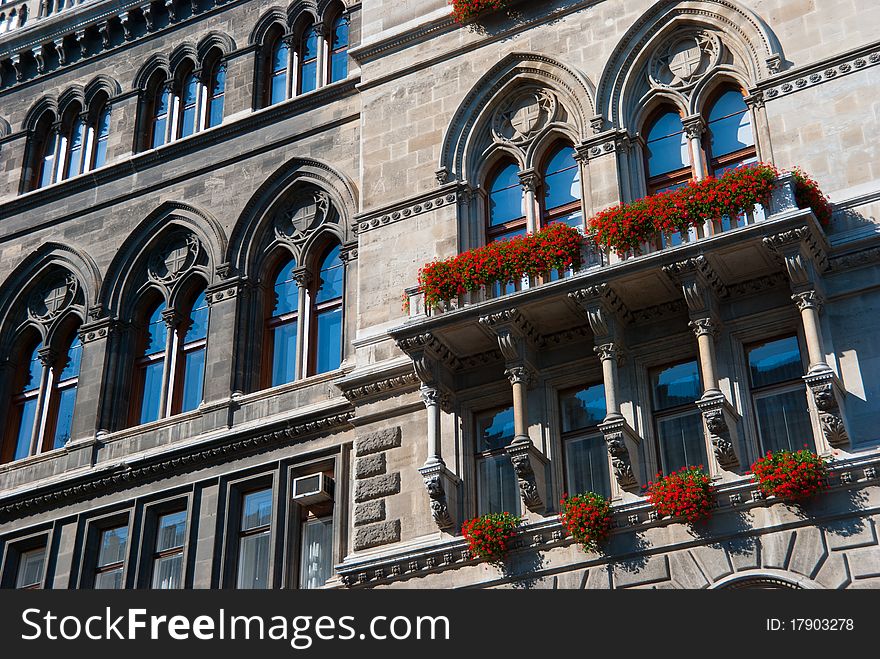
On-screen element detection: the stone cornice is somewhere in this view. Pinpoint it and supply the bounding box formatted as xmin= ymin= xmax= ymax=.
xmin=336 ymin=359 xmax=421 ymax=403
xmin=0 ymin=407 xmax=355 ymax=519
xmin=353 ymin=183 xmax=460 ymax=234
xmin=334 ymin=453 xmax=880 ymax=588
xmin=756 ymin=40 xmax=880 ymax=101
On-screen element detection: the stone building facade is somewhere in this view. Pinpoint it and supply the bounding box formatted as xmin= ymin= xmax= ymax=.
xmin=0 ymin=0 xmax=879 ymax=590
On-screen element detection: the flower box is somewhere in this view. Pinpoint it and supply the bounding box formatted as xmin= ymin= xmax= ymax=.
xmin=450 ymin=0 xmax=511 ymax=24
xmin=558 ymin=492 xmax=613 ymax=552
xmin=461 ymin=511 xmax=521 ymax=564
xmin=645 ymin=466 xmax=714 ymax=524
xmin=750 ymin=448 xmax=827 ymax=501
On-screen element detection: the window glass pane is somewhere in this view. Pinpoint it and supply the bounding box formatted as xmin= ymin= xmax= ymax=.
xmin=39 ymin=133 xmax=57 ymax=187
xmin=273 ymin=260 xmax=298 ymax=316
xmin=646 ymin=111 xmax=688 ymax=177
xmin=271 ymin=321 xmax=298 ymax=386
xmin=302 ymin=28 xmax=317 ymax=60
xmin=316 ymin=245 xmax=344 ymax=303
xmin=315 ymin=307 xmax=342 ymax=374
xmin=145 ymin=301 xmax=167 ymax=355
xmin=184 ymin=291 xmax=209 ymax=343
xmin=151 ymin=554 xmax=183 ymax=589
xmin=271 ymin=71 xmax=287 ymax=105
xmin=16 ymin=548 xmax=45 ymax=588
xmin=657 ymin=411 xmax=707 ymax=473
xmin=748 ymin=336 xmax=803 ymax=388
xmin=489 ymin=163 xmax=522 ymax=226
xmin=241 ymin=489 xmax=272 ymax=531
xmin=98 ymin=526 xmax=128 ymax=567
xmin=272 ymin=39 xmax=288 ymax=71
xmin=59 ymin=335 xmax=82 ymax=381
xmin=208 ymin=66 xmax=225 ymax=128
xmin=152 ymin=117 xmax=167 ymax=149
xmin=22 ymin=343 xmax=42 ymax=393
xmin=330 ymin=17 xmax=349 ymax=83
xmin=565 ymin=434 xmax=610 ymax=497
xmin=477 ymin=454 xmax=520 ymax=514
xmin=331 ymin=52 xmax=348 ymax=83
xmin=152 ymin=89 xmax=169 ymax=148
xmin=561 ymin=384 xmax=606 ymax=432
xmin=13 ymin=399 xmax=38 ymax=461
xmin=181 ymin=347 xmax=205 ymax=413
xmin=755 ymin=388 xmax=814 ymax=453
xmin=65 ymin=121 xmax=84 ymax=178
xmin=94 ymin=567 xmax=124 ymax=590
xmin=94 ymin=135 xmax=108 ymax=169
xmin=300 ymin=61 xmax=317 ymax=94
xmin=140 ymin=361 xmax=164 ymax=424
xmin=299 ymin=516 xmax=333 ymax=589
xmin=652 ymin=361 xmax=701 ymax=410
xmin=97 ymin=106 xmax=111 ymax=138
xmin=544 ymin=147 xmax=579 ymax=210
xmin=156 ymin=511 xmax=187 ymax=551
xmin=236 ymin=532 xmax=270 ymax=589
xmin=51 ymin=386 xmax=77 ymax=449
xmin=476 ymin=407 xmax=515 ymax=452
xmin=332 ymin=16 xmax=349 ymax=50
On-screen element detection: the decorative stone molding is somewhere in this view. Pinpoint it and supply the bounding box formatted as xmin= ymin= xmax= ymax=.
xmin=762 ymin=225 xmax=829 ymax=290
xmin=804 ymin=370 xmax=850 ymax=450
xmin=662 ymin=255 xmax=728 ymax=317
xmin=491 ymin=88 xmax=558 ymax=146
xmin=339 ymin=370 xmax=420 ymax=403
xmin=689 ymin=317 xmax=718 ymax=339
xmin=575 ymin=129 xmax=633 ymax=161
xmin=147 ymin=232 xmax=202 ymax=285
xmin=791 ymin=290 xmax=824 ymax=313
xmin=419 ymin=462 xmax=459 ymax=530
xmin=593 ymin=342 xmax=623 ymax=364
xmin=355 ymin=185 xmax=459 ymax=234
xmin=759 ymin=45 xmax=880 ymax=101
xmin=598 ymin=416 xmax=641 ymax=493
xmin=27 ymin=273 xmax=79 ymax=324
xmin=696 ymin=394 xmax=741 ymax=471
xmin=505 ymin=440 xmax=547 ymax=513
xmin=569 ymin=283 xmax=631 ymax=341
xmin=649 ymin=30 xmax=723 ymax=90
xmin=78 ymin=317 xmax=116 ymax=344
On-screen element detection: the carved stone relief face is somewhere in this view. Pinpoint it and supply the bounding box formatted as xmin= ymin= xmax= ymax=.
xmin=649 ymin=31 xmax=722 ymax=89
xmin=492 ymin=89 xmax=557 ymax=144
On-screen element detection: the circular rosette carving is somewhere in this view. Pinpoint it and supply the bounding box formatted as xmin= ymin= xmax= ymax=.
xmin=148 ymin=233 xmax=201 ymax=284
xmin=274 ymin=190 xmax=333 ymax=246
xmin=28 ymin=273 xmax=79 ymax=323
xmin=492 ymin=89 xmax=557 ymax=145
xmin=650 ymin=31 xmax=722 ymax=89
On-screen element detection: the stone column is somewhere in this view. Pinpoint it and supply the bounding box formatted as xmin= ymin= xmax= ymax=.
xmin=291 ymin=266 xmax=312 ymax=380
xmin=744 ymin=91 xmax=772 ymax=163
xmin=160 ymin=307 xmax=182 ymax=418
xmin=518 ymin=169 xmax=539 ymax=234
xmin=682 ymin=115 xmax=706 ymax=180
xmin=503 ymin=364 xmax=547 ymax=513
xmin=417 ymin=385 xmax=459 ymax=530
xmin=32 ymin=347 xmax=56 ymax=456
xmin=202 ymin=276 xmax=242 ymax=409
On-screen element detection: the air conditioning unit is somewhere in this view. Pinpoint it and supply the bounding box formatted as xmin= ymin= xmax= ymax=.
xmin=292 ymin=473 xmax=334 ymax=506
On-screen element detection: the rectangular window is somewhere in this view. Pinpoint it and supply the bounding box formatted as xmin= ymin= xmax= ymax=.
xmin=94 ymin=525 xmax=128 ymax=589
xmin=475 ymin=407 xmax=520 ymax=515
xmin=299 ymin=515 xmax=333 ymax=589
xmin=747 ymin=336 xmax=813 ymax=453
xmin=151 ymin=510 xmax=187 ymax=589
xmin=236 ymin=488 xmax=272 ymax=589
xmin=651 ymin=360 xmax=707 ymax=474
xmin=15 ymin=547 xmax=46 ymax=589
xmin=560 ymin=384 xmax=609 ymax=497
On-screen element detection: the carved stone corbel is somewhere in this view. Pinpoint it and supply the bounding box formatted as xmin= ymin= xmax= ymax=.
xmin=598 ymin=416 xmax=641 ymax=493
xmin=505 ymin=440 xmax=547 ymax=513
xmin=418 ymin=462 xmax=459 ymax=530
xmin=804 ymin=369 xmax=850 ymax=451
xmin=695 ymin=393 xmax=741 ymax=471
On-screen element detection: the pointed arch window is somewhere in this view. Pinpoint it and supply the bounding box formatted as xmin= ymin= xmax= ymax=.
xmin=48 ymin=335 xmax=81 ymax=450
xmin=644 ymin=108 xmax=690 ymax=194
xmin=297 ymin=26 xmax=319 ymax=95
xmin=150 ymin=82 xmax=172 ymax=149
xmin=206 ymin=62 xmax=226 ymax=129
xmin=541 ymin=145 xmax=582 ymax=228
xmin=179 ymin=71 xmax=199 ymax=139
xmin=269 ymin=34 xmax=290 ymax=106
xmin=329 ymin=14 xmax=349 ymax=83
xmin=91 ymin=103 xmax=111 ymax=170
xmin=706 ymin=88 xmax=756 ymax=176
xmin=136 ymin=300 xmax=168 ymax=425
xmin=267 ymin=258 xmax=300 ymax=387
xmin=7 ymin=341 xmax=42 ymax=462
xmin=179 ymin=290 xmax=208 ymax=413
xmin=312 ymin=244 xmax=344 ymax=375
xmin=487 ymin=161 xmax=526 ymax=243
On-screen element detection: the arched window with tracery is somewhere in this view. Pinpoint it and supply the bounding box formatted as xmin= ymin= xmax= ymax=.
xmin=486 ymin=161 xmax=526 ymax=243
xmin=705 ymin=87 xmax=755 ymax=176
xmin=541 ymin=145 xmax=582 ymax=228
xmin=265 ymin=29 xmax=289 ymax=107
xmin=328 ymin=14 xmax=349 ymax=83
xmin=47 ymin=333 xmax=81 ymax=450
xmin=312 ymin=243 xmax=343 ymax=375
xmin=135 ymin=298 xmax=168 ymax=425
xmin=205 ymin=59 xmax=227 ymax=129
xmin=178 ymin=290 xmax=208 ymax=413
xmin=297 ymin=24 xmax=319 ymax=95
xmin=644 ymin=108 xmax=690 ymax=194
xmin=267 ymin=257 xmax=300 ymax=387
xmin=5 ymin=338 xmax=42 ymax=462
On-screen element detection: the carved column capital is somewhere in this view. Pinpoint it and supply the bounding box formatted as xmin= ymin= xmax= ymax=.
xmin=689 ymin=317 xmax=719 ymax=339
xmin=37 ymin=346 xmax=58 ymax=368
xmin=593 ymin=342 xmax=623 ymax=364
xmin=518 ymin=169 xmax=539 ymax=194
xmin=791 ymin=290 xmax=824 ymax=313
xmin=504 ymin=365 xmax=533 ymax=387
xmin=681 ymin=114 xmax=706 ymax=139
xmin=291 ymin=266 xmax=313 ymax=288
xmin=161 ymin=308 xmax=184 ymax=330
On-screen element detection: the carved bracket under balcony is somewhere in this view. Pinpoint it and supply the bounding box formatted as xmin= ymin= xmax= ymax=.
xmin=804 ymin=369 xmax=850 ymax=451
xmin=505 ymin=440 xmax=547 ymax=513
xmin=695 ymin=393 xmax=741 ymax=472
xmin=396 ymin=332 xmax=460 ymax=386
xmin=568 ymin=283 xmax=631 ymax=342
xmin=598 ymin=416 xmax=642 ymax=495
xmin=478 ymin=308 xmax=542 ymax=370
xmin=762 ymin=225 xmax=829 ymax=293
xmin=662 ymin=255 xmax=728 ymax=319
xmin=418 ymin=462 xmax=460 ymax=530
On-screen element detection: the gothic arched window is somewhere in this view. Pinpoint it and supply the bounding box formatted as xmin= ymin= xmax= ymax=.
xmin=487 ymin=161 xmax=525 ymax=243
xmin=328 ymin=14 xmax=349 ymax=83
xmin=178 ymin=69 xmax=199 ymax=139
xmin=541 ymin=145 xmax=582 ymax=228
xmin=206 ymin=61 xmax=226 ymax=129
xmin=644 ymin=108 xmax=690 ymax=194
xmin=178 ymin=290 xmax=208 ymax=413
xmin=312 ymin=244 xmax=344 ymax=375
xmin=267 ymin=258 xmax=300 ymax=387
xmin=706 ymin=87 xmax=756 ymax=175
xmin=5 ymin=339 xmax=42 ymax=462
xmin=135 ymin=299 xmax=168 ymax=425
xmin=267 ymin=31 xmax=289 ymax=106
xmin=297 ymin=25 xmax=319 ymax=95
xmin=47 ymin=334 xmax=82 ymax=450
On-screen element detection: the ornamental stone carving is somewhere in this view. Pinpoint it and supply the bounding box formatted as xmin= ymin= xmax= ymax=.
xmin=28 ymin=273 xmax=78 ymax=323
xmin=422 ymin=472 xmax=453 ymax=530
xmin=492 ymin=89 xmax=557 ymax=145
xmin=147 ymin=233 xmax=201 ymax=284
xmin=604 ymin=429 xmax=637 ymax=490
xmin=805 ymin=375 xmax=850 ymax=449
xmin=508 ymin=449 xmax=543 ymax=511
xmin=649 ymin=31 xmax=722 ymax=89
xmin=274 ymin=190 xmax=334 ymax=246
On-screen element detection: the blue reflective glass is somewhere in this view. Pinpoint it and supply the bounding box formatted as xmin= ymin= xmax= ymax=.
xmin=565 ymin=435 xmax=610 ymax=497
xmin=332 ymin=17 xmax=349 ymax=50
xmin=330 ymin=17 xmax=349 ymax=82
xmin=271 ymin=321 xmax=297 ymax=386
xmin=272 ymin=260 xmax=298 ymax=316
xmin=271 ymin=71 xmax=288 ymax=105
xmin=300 ymin=61 xmax=317 ymax=94
xmin=658 ymin=411 xmax=707 ymax=473
xmin=755 ymin=389 xmax=813 ymax=453
xmin=241 ymin=489 xmax=272 ymax=530
xmin=708 ymin=91 xmax=753 ymax=158
xmin=477 ymin=407 xmax=515 ymax=452
xmin=184 ymin=291 xmax=208 ymax=343
xmin=748 ymin=336 xmax=803 ymax=388
xmin=21 ymin=343 xmax=42 ymax=393
xmin=272 ymin=39 xmax=288 ymax=71
xmin=489 ymin=163 xmax=522 ymax=226
xmin=652 ymin=361 xmax=701 ymax=410
xmin=646 ymin=111 xmax=688 ymax=177
xmin=39 ymin=133 xmax=57 ymax=187
xmin=208 ymin=66 xmax=225 ymax=128
xmin=152 ymin=117 xmax=167 ymax=149
xmin=96 ymin=106 xmax=111 ymax=138
xmin=478 ymin=454 xmax=520 ymax=514
xmin=140 ymin=361 xmax=164 ymax=424
xmin=145 ymin=301 xmax=167 ymax=355
xmin=561 ymin=384 xmax=606 ymax=432
xmin=51 ymin=386 xmax=77 ymax=449
xmin=152 ymin=89 xmax=169 ymax=148
xmin=156 ymin=511 xmax=187 ymax=551
xmin=544 ymin=147 xmax=579 ymax=210
xmin=58 ymin=336 xmax=82 ymax=381
xmin=180 ymin=75 xmax=198 ymax=138
xmin=316 ymin=246 xmax=343 ymax=304
xmin=181 ymin=347 xmax=205 ymax=413
xmin=13 ymin=399 xmax=37 ymax=461
xmin=315 ymin=307 xmax=342 ymax=374
xmin=65 ymin=121 xmax=84 ymax=178
xmin=302 ymin=28 xmax=317 ymax=59
xmin=331 ymin=52 xmax=347 ymax=83
xmin=93 ymin=137 xmax=108 ymax=169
